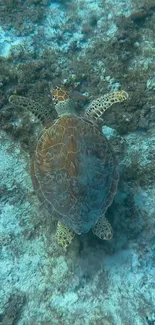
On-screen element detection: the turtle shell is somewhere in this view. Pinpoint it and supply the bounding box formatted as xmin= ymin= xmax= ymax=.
xmin=31 ymin=115 xmax=119 ymax=234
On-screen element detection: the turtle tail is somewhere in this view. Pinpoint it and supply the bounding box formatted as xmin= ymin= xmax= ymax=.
xmin=84 ymin=90 xmax=128 ymax=121
xmin=9 ymin=95 xmax=52 ymax=124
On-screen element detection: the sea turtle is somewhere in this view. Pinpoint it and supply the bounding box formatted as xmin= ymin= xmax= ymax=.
xmin=9 ymin=87 xmax=128 ymax=248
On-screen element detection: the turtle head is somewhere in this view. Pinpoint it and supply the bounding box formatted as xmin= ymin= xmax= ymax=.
xmin=51 ymin=85 xmax=76 ymax=116
xmin=52 ymin=85 xmax=69 ymax=105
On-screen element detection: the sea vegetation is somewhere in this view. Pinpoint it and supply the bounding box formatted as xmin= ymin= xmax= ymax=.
xmin=0 ymin=292 xmax=26 ymax=325
xmin=0 ymin=0 xmax=51 ymax=35
xmin=0 ymin=0 xmax=155 ymax=186
xmin=1 ymin=1 xmax=155 ymax=324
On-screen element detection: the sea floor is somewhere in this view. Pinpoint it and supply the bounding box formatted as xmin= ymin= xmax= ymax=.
xmin=0 ymin=0 xmax=155 ymax=324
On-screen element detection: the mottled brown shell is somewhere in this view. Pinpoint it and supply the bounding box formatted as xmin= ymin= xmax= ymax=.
xmin=31 ymin=115 xmax=118 ymax=234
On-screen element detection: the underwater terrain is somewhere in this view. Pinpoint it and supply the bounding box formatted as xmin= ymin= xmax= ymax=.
xmin=0 ymin=0 xmax=155 ymax=324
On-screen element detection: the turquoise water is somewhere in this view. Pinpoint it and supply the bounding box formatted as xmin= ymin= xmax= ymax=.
xmin=0 ymin=1 xmax=155 ymax=324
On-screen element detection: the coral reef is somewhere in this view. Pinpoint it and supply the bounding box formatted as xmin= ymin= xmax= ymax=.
xmin=0 ymin=292 xmax=26 ymax=325
xmin=0 ymin=0 xmax=155 ymax=324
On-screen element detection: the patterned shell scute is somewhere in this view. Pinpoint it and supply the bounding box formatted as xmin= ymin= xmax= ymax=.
xmin=31 ymin=115 xmax=118 ymax=234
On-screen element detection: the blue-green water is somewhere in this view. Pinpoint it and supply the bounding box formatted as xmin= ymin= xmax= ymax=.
xmin=0 ymin=1 xmax=155 ymax=324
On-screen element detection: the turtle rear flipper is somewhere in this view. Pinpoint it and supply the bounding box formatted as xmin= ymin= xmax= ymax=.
xmin=56 ymin=221 xmax=75 ymax=249
xmin=9 ymin=95 xmax=52 ymax=124
xmin=92 ymin=215 xmax=113 ymax=240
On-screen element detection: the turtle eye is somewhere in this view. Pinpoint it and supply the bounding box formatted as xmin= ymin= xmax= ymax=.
xmin=52 ymin=95 xmax=58 ymax=105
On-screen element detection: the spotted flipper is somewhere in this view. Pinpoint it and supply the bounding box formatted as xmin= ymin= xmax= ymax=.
xmin=9 ymin=95 xmax=52 ymax=124
xmin=56 ymin=221 xmax=75 ymax=249
xmin=92 ymin=215 xmax=113 ymax=240
xmin=85 ymin=90 xmax=128 ymax=121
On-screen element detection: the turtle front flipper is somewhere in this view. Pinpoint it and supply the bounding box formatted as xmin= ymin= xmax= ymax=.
xmin=92 ymin=215 xmax=113 ymax=240
xmin=9 ymin=95 xmax=52 ymax=124
xmin=85 ymin=90 xmax=128 ymax=121
xmin=56 ymin=221 xmax=75 ymax=249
